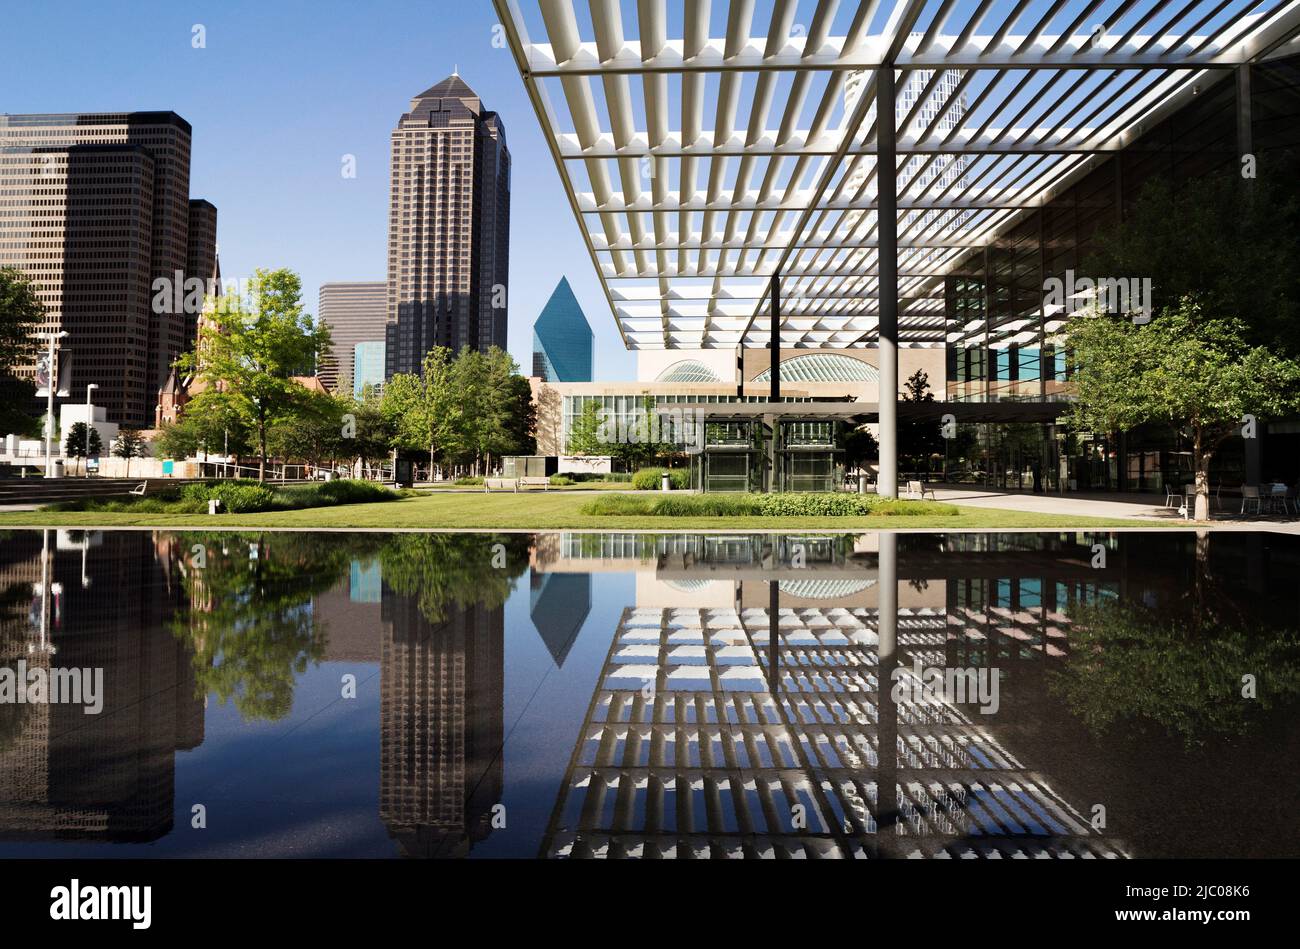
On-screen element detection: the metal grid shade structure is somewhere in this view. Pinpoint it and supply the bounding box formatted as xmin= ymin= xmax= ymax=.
xmin=494 ymin=0 xmax=1300 ymax=351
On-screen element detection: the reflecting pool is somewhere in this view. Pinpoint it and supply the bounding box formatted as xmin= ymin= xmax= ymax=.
xmin=0 ymin=528 xmax=1297 ymax=858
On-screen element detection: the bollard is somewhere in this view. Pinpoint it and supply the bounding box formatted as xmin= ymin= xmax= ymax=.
xmin=661 ymin=472 xmax=671 ymax=492
xmin=858 ymin=473 xmax=869 ymax=494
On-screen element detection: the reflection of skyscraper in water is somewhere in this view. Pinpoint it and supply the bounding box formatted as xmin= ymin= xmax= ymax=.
xmin=0 ymin=531 xmax=204 ymax=842
xmin=529 ymin=570 xmax=590 ymax=667
xmin=841 ymin=69 xmax=968 ymax=279
xmin=379 ymin=586 xmax=504 ymax=858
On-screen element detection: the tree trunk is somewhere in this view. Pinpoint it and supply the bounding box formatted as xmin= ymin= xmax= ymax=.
xmin=1193 ymin=429 xmax=1211 ymax=522
xmin=258 ymin=424 xmax=267 ymax=483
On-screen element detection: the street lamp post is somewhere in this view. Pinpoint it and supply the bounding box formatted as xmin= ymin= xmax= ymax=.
xmin=84 ymin=383 xmax=98 ymax=477
xmin=38 ymin=331 xmax=69 ymax=478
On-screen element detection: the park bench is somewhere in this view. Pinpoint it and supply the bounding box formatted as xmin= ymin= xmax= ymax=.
xmin=130 ymin=481 xmax=149 ymax=496
xmin=483 ymin=477 xmax=517 ymax=492
xmin=518 ymin=477 xmax=551 ymax=491
xmin=904 ymin=480 xmax=936 ymax=501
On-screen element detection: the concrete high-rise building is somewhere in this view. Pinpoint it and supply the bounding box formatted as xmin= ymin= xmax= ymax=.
xmin=384 ymin=75 xmax=510 ymax=379
xmin=842 ymin=70 xmax=968 ymax=273
xmin=531 ymin=276 xmax=593 ymax=382
xmin=0 ymin=112 xmax=217 ymax=426
xmin=184 ymin=199 xmax=220 ymax=352
xmin=317 ymin=281 xmax=386 ymax=393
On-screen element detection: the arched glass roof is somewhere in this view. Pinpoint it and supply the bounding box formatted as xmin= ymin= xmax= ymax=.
xmin=656 ymin=359 xmax=723 ymax=383
xmin=753 ymin=353 xmax=880 ymax=383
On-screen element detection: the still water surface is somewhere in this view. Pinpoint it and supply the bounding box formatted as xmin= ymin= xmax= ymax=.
xmin=0 ymin=528 xmax=1296 ymax=858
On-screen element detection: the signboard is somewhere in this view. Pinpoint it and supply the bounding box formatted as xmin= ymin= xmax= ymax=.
xmin=35 ymin=351 xmax=72 ymax=398
xmin=161 ymin=460 xmax=175 ymax=475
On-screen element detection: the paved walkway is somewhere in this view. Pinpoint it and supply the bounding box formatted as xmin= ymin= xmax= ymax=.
xmin=931 ymin=485 xmax=1300 ymax=531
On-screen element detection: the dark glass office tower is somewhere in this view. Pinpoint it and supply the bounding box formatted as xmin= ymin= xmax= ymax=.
xmin=385 ymin=76 xmax=510 ymax=378
xmin=531 ymin=276 xmax=594 ymax=382
xmin=0 ymin=112 xmax=217 ymax=426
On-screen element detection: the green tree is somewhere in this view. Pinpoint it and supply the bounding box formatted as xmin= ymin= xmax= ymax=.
xmin=112 ymin=428 xmax=147 ymax=477
xmin=843 ymin=425 xmax=879 ymax=470
xmin=0 ymin=267 xmax=41 ymax=437
xmin=1083 ymin=164 xmax=1300 ymax=355
xmin=587 ymin=394 xmax=681 ymax=470
xmin=339 ymin=391 xmax=395 ymax=473
xmin=381 ymin=346 xmax=459 ymax=476
xmin=1065 ymin=300 xmax=1300 ymax=519
xmin=178 ymin=268 xmax=331 ymax=481
xmin=899 ymin=369 xmax=944 ymax=473
xmin=267 ymin=391 xmax=346 ymax=469
xmin=451 ymin=346 xmax=535 ymax=472
xmin=63 ymin=422 xmax=102 ymax=458
xmin=566 ymin=401 xmax=605 ymax=455
xmin=155 ymin=390 xmax=254 ymax=470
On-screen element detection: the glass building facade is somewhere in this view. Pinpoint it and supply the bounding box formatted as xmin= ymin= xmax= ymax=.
xmin=353 ymin=341 xmax=386 ymax=398
xmin=532 ymin=276 xmax=594 ymax=382
xmin=940 ymin=54 xmax=1300 ymax=493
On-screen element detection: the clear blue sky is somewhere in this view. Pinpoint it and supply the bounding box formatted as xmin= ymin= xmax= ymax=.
xmin=0 ymin=0 xmax=635 ymax=379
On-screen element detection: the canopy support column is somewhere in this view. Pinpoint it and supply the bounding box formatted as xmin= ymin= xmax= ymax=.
xmin=876 ymin=66 xmax=898 ymax=499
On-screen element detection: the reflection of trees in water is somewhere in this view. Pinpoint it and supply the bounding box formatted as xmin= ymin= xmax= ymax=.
xmin=168 ymin=532 xmax=383 ymax=721
xmin=165 ymin=532 xmax=529 ymax=722
xmin=1051 ymin=599 xmax=1300 ymax=746
xmin=379 ymin=533 xmax=530 ymax=624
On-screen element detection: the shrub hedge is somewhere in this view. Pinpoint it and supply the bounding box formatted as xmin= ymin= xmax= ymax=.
xmin=56 ymin=479 xmax=398 ymax=514
xmin=631 ymin=467 xmax=691 ymax=490
xmin=580 ymin=492 xmax=959 ymax=518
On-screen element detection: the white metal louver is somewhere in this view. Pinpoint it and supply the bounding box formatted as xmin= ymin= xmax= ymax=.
xmin=494 ymin=0 xmax=1300 ymax=350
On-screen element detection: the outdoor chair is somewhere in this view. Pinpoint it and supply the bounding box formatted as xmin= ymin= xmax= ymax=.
xmin=1164 ymin=483 xmax=1186 ymax=509
xmin=905 ymin=480 xmax=936 ymax=501
xmin=1240 ymin=485 xmax=1261 ymax=515
xmin=1266 ymin=483 xmax=1292 ymax=515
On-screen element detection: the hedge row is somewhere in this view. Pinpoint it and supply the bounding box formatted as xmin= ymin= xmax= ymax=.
xmin=580 ymin=492 xmax=958 ymax=517
xmin=631 ymin=467 xmax=692 ymax=490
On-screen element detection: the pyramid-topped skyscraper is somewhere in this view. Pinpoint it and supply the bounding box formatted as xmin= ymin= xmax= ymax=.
xmin=531 ymin=276 xmax=594 ymax=382
xmin=385 ymin=74 xmax=510 ymax=378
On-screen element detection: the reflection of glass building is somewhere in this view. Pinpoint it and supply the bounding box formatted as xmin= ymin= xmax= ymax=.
xmin=379 ymin=586 xmax=504 ymax=858
xmin=532 ymin=276 xmax=594 ymax=382
xmin=529 ymin=570 xmax=590 ymax=667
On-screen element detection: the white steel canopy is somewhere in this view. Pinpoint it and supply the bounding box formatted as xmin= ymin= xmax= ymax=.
xmin=494 ymin=0 xmax=1300 ymax=350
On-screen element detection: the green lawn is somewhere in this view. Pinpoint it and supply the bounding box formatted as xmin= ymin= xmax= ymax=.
xmin=0 ymin=489 xmax=1145 ymax=531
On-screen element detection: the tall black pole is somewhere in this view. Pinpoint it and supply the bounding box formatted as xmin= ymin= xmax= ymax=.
xmin=770 ymin=272 xmax=781 ymax=403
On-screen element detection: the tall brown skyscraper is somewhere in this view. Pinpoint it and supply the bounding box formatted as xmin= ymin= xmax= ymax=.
xmin=385 ymin=76 xmax=510 ymax=379
xmin=0 ymin=112 xmax=217 ymax=426
xmin=318 ymin=281 xmax=387 ymax=394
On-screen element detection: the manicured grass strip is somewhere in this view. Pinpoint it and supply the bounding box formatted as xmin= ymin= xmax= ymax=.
xmin=0 ymin=489 xmax=1147 ymax=531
